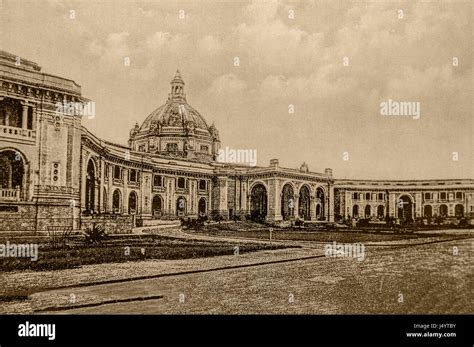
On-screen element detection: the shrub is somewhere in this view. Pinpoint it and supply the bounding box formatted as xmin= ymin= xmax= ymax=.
xmin=458 ymin=218 xmax=469 ymax=228
xmin=48 ymin=226 xmax=73 ymax=250
xmin=83 ymin=223 xmax=107 ymax=245
xmin=356 ymin=219 xmax=370 ymax=227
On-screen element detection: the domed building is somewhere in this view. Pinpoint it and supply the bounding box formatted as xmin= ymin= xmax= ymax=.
xmin=129 ymin=70 xmax=221 ymax=162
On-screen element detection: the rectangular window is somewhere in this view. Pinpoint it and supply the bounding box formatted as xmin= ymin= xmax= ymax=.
xmin=378 ymin=193 xmax=383 ymax=200
xmin=424 ymin=192 xmax=431 ymax=200
xmin=114 ymin=166 xmax=121 ymax=179
xmin=440 ymin=192 xmax=447 ymax=200
xmin=129 ymin=169 xmax=137 ymax=182
xmin=456 ymin=192 xmax=463 ymax=200
xmin=154 ymin=175 xmax=163 ymax=187
xmin=199 ymin=180 xmax=206 ymax=190
xmin=177 ymin=177 xmax=186 ymax=189
xmin=166 ymin=143 xmax=178 ymax=151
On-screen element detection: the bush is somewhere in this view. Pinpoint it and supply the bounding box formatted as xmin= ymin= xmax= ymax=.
xmin=356 ymin=219 xmax=370 ymax=227
xmin=83 ymin=223 xmax=107 ymax=245
xmin=458 ymin=218 xmax=469 ymax=228
xmin=48 ymin=226 xmax=73 ymax=250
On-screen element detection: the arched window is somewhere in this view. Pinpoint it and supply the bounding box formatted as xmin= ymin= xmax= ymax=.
xmin=152 ymin=195 xmax=163 ymax=217
xmin=439 ymin=204 xmax=448 ymax=217
xmin=454 ymin=204 xmax=464 ymax=217
xmin=103 ymin=187 xmax=107 ymax=212
xmin=198 ymin=197 xmax=207 ymax=215
xmin=128 ymin=191 xmax=137 ymax=214
xmin=364 ymin=205 xmax=371 ymax=218
xmin=85 ymin=159 xmax=96 ymax=212
xmin=352 ymin=205 xmax=359 ymax=218
xmin=424 ymin=205 xmax=432 ymax=218
xmin=112 ymin=189 xmax=121 ymax=213
xmin=377 ymin=205 xmax=384 ymax=218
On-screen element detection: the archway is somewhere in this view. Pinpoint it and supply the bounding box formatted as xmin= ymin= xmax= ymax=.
xmin=128 ymin=191 xmax=137 ymax=214
xmin=152 ymin=195 xmax=163 ymax=217
xmin=85 ymin=159 xmax=96 ymax=212
xmin=316 ymin=187 xmax=325 ymax=220
xmin=364 ymin=205 xmax=371 ymax=218
xmin=112 ymin=189 xmax=121 ymax=213
xmin=176 ymin=196 xmax=186 ymax=216
xmin=250 ymin=183 xmax=267 ymax=220
xmin=439 ymin=204 xmax=448 ymax=217
xmin=377 ymin=205 xmax=384 ymax=218
xmin=281 ymin=183 xmax=294 ymax=220
xmin=424 ymin=205 xmax=432 ymax=218
xmin=397 ymin=195 xmax=413 ymax=222
xmin=0 ymin=150 xmax=25 ymax=201
xmin=298 ymin=186 xmax=311 ymax=220
xmin=454 ymin=204 xmax=464 ymax=217
xmin=352 ymin=205 xmax=359 ymax=218
xmin=198 ymin=197 xmax=207 ymax=216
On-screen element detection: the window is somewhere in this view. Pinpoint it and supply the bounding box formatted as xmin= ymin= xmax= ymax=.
xmin=455 ymin=192 xmax=463 ymax=200
xmin=365 ymin=193 xmax=371 ymax=200
xmin=200 ymin=145 xmax=209 ymax=153
xmin=440 ymin=192 xmax=447 ymax=200
xmin=424 ymin=192 xmax=431 ymax=200
xmin=114 ymin=166 xmax=121 ymax=180
xmin=378 ymin=193 xmax=383 ymax=200
xmin=199 ymin=179 xmax=206 ymax=190
xmin=353 ymin=192 xmax=359 ymax=200
xmin=129 ymin=169 xmax=137 ymax=182
xmin=104 ymin=164 xmax=109 ymax=177
xmin=177 ymin=177 xmax=186 ymax=189
xmin=153 ymin=175 xmax=163 ymax=187
xmin=166 ymin=143 xmax=178 ymax=151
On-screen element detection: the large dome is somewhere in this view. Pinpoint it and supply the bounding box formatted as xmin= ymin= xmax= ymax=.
xmin=139 ymin=100 xmax=210 ymax=133
xmin=129 ymin=70 xmax=220 ymax=161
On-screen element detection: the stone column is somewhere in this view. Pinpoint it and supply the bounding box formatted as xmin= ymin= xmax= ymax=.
xmin=99 ymin=160 xmax=105 ymax=213
xmin=268 ymin=178 xmax=281 ymax=221
xmin=328 ymin=184 xmax=335 ymax=222
xmin=218 ymin=176 xmax=228 ymax=219
xmin=310 ymin=196 xmax=316 ymax=220
xmin=294 ymin=194 xmax=299 ymax=219
xmin=389 ymin=192 xmax=397 ymax=217
xmin=21 ymin=104 xmax=28 ymax=129
xmin=107 ymin=165 xmax=113 ymax=212
xmin=415 ymin=193 xmax=422 ymax=218
xmin=123 ymin=168 xmax=129 ymax=214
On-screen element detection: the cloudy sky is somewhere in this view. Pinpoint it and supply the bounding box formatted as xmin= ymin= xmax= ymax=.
xmin=2 ymin=0 xmax=472 ymax=179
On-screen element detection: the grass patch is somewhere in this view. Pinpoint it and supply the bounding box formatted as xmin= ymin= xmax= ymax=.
xmin=0 ymin=235 xmax=291 ymax=272
xmin=195 ymin=227 xmax=455 ymax=243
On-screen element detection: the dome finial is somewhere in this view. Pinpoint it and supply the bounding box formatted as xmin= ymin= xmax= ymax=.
xmin=170 ymin=69 xmax=185 ymax=99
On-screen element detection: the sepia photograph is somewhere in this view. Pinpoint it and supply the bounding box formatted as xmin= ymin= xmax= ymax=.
xmin=0 ymin=0 xmax=472 ymax=345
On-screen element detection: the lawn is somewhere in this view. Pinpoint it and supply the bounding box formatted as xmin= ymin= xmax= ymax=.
xmin=0 ymin=234 xmax=290 ymax=272
xmin=195 ymin=223 xmax=461 ymax=243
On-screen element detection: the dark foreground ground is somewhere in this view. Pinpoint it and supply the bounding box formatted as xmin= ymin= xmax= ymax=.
xmin=41 ymin=237 xmax=473 ymax=314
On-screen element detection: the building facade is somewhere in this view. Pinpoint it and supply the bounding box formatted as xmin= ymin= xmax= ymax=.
xmin=1 ymin=51 xmax=473 ymax=232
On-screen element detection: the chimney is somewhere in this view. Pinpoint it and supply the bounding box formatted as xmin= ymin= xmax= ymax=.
xmin=270 ymin=159 xmax=279 ymax=168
